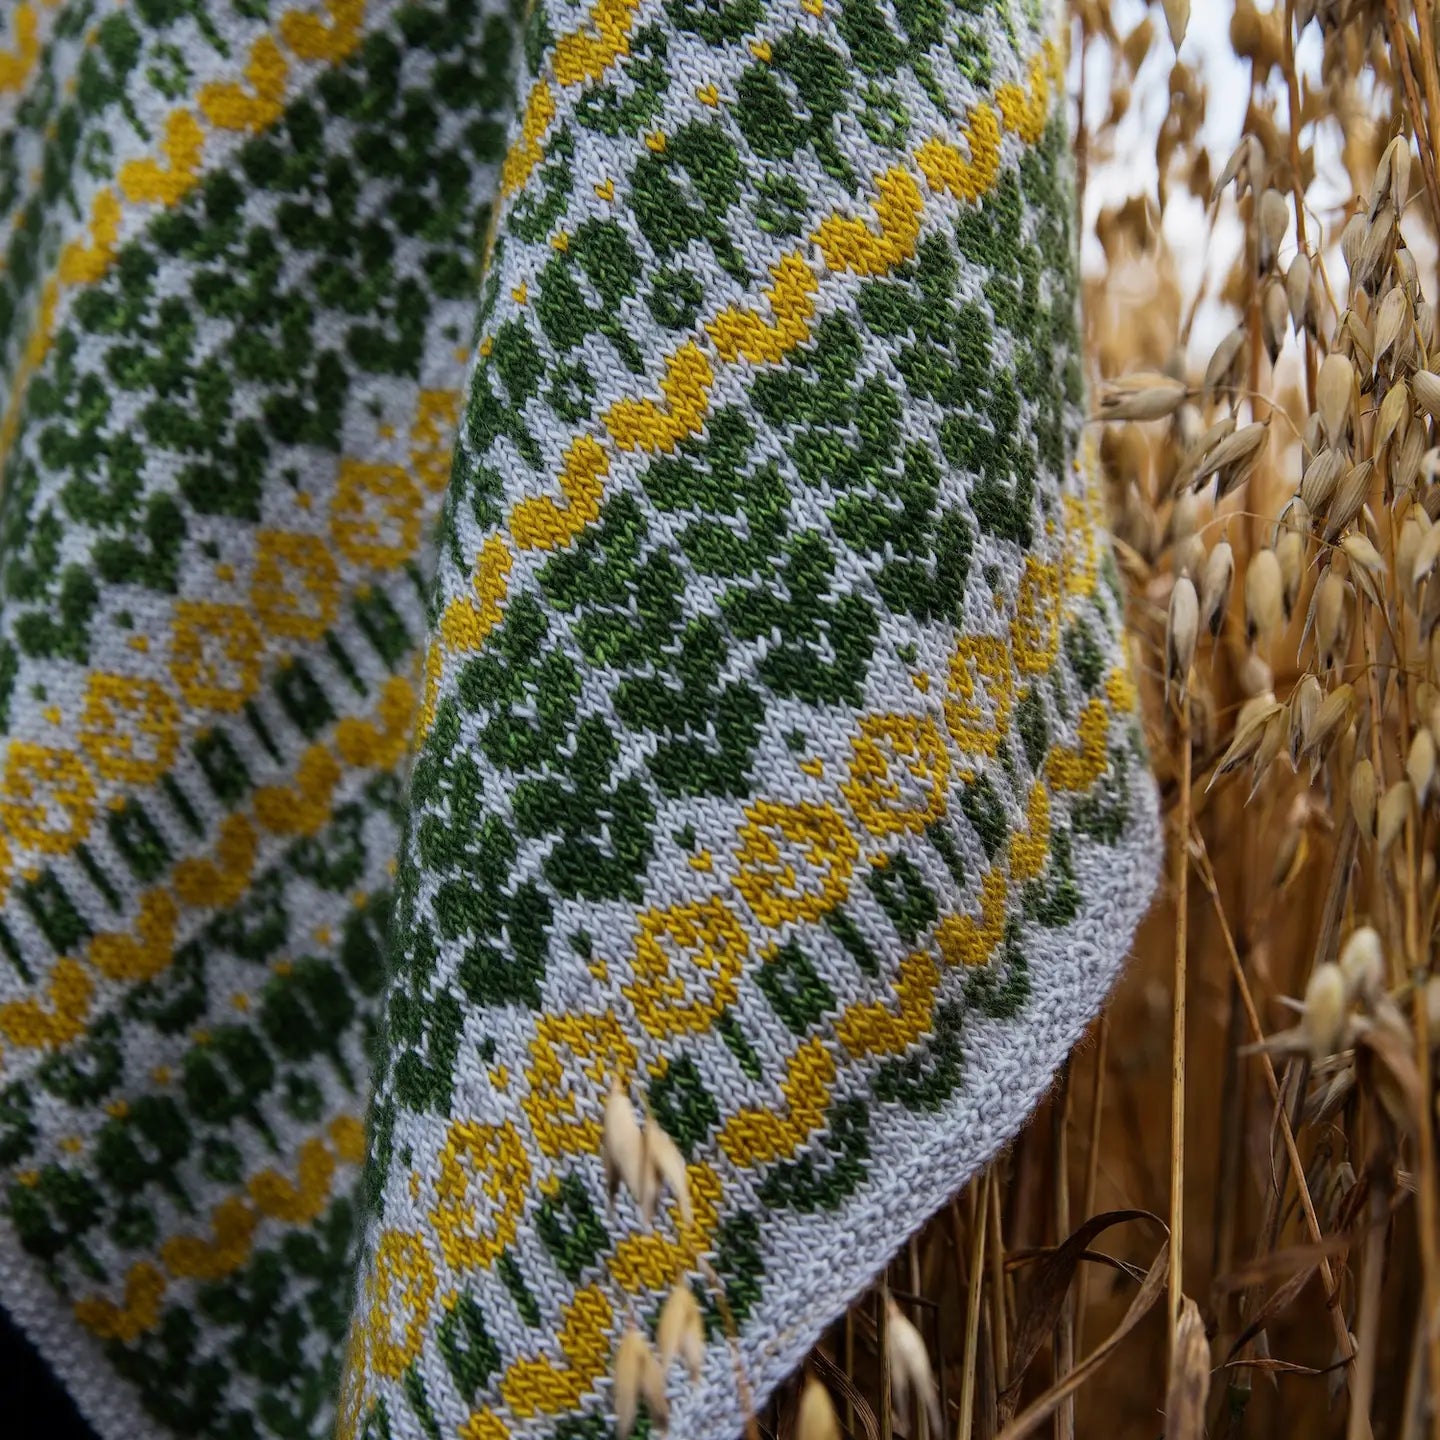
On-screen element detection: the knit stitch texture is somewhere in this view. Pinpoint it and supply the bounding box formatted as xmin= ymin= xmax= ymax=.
xmin=0 ymin=2 xmax=1161 ymax=1439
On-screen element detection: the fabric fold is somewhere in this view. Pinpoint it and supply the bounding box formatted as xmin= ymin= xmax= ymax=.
xmin=344 ymin=1 xmax=1160 ymax=1438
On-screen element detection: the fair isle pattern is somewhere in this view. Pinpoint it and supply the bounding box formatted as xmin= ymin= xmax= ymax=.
xmin=347 ymin=4 xmax=1159 ymax=1440
xmin=0 ymin=0 xmax=520 ymax=1436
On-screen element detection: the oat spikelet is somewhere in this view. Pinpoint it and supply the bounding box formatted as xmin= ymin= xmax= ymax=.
xmin=1161 ymin=0 xmax=1189 ymax=49
xmin=1412 ymin=369 xmax=1440 ymax=421
xmin=1377 ymin=779 xmax=1413 ymax=855
xmin=885 ymin=1298 xmax=941 ymax=1439
xmin=1167 ymin=575 xmax=1199 ymax=703
xmin=1350 ymin=756 xmax=1378 ymax=841
xmin=1407 ymin=726 xmax=1435 ymax=804
xmin=1244 ymin=548 xmax=1284 ymax=645
xmin=1288 ymin=674 xmax=1322 ymax=768
xmin=1312 ymin=570 xmax=1353 ymax=674
xmin=1340 ymin=925 xmax=1384 ymax=1001
xmin=641 ymin=1122 xmax=693 ymax=1226
xmin=1208 ymin=698 xmax=1283 ymax=791
xmin=656 ymin=1282 xmax=704 ymax=1381
xmin=797 ymin=1378 xmax=842 ymax=1440
xmin=1302 ymin=963 xmax=1348 ymax=1060
xmin=1199 ymin=539 xmax=1234 ymax=638
xmin=1099 ymin=372 xmax=1189 ymax=421
xmin=1316 ymin=352 xmax=1355 ymax=446
xmin=613 ymin=1328 xmax=668 ymax=1439
xmin=603 ymin=1076 xmax=646 ymax=1208
xmin=1287 ymin=251 xmax=1314 ymax=331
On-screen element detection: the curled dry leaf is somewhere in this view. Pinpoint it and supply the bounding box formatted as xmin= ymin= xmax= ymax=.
xmin=1163 ymin=1297 xmax=1210 ymax=1440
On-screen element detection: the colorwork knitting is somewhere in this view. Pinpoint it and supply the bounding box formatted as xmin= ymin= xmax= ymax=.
xmin=0 ymin=2 xmax=1160 ymax=1439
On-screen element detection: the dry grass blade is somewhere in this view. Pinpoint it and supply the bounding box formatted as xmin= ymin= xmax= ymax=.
xmin=808 ymin=1350 xmax=881 ymax=1440
xmin=1223 ymin=1258 xmax=1323 ymax=1368
xmin=997 ymin=1209 xmax=1165 ymax=1424
xmin=993 ymin=1240 xmax=1171 ymax=1440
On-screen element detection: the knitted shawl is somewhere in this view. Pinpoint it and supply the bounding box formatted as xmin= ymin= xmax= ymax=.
xmin=0 ymin=2 xmax=1160 ymax=1438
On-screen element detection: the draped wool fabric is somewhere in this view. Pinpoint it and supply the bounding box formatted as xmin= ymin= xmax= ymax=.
xmin=0 ymin=2 xmax=1160 ymax=1438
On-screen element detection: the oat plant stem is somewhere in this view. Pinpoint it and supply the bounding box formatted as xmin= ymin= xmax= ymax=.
xmin=1169 ymin=701 xmax=1191 ymax=1359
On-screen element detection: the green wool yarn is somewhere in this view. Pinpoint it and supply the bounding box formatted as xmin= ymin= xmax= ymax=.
xmin=0 ymin=2 xmax=1159 ymax=1439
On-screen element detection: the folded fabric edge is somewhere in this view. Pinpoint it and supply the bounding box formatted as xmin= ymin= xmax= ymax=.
xmin=671 ymin=762 xmax=1165 ymax=1437
xmin=0 ymin=1227 xmax=150 ymax=1440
